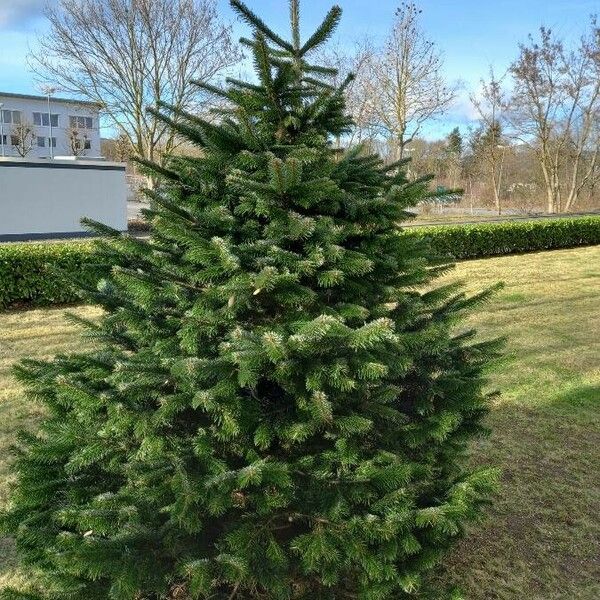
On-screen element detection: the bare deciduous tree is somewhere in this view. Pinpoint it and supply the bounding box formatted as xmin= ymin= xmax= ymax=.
xmin=31 ymin=0 xmax=241 ymax=174
xmin=362 ymin=2 xmax=457 ymax=159
xmin=318 ymin=40 xmax=375 ymax=147
xmin=101 ymin=133 xmax=133 ymax=163
xmin=470 ymin=69 xmax=509 ymax=215
xmin=68 ymin=128 xmax=90 ymax=157
xmin=563 ymin=18 xmax=600 ymax=211
xmin=10 ymin=121 xmax=35 ymax=158
xmin=507 ymin=17 xmax=600 ymax=212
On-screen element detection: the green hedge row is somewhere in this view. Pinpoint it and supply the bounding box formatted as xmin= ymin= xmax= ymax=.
xmin=0 ymin=241 xmax=102 ymax=308
xmin=1 ymin=216 xmax=599 ymax=308
xmin=411 ymin=215 xmax=600 ymax=259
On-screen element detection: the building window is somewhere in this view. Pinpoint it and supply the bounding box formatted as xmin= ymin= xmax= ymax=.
xmin=10 ymin=135 xmax=19 ymax=146
xmin=48 ymin=137 xmax=57 ymax=148
xmin=0 ymin=135 xmax=7 ymax=145
xmin=37 ymin=136 xmax=46 ymax=147
xmin=69 ymin=116 xmax=93 ymax=129
xmin=1 ymin=110 xmax=21 ymax=125
xmin=33 ymin=112 xmax=59 ymax=127
xmin=84 ymin=139 xmax=91 ymax=150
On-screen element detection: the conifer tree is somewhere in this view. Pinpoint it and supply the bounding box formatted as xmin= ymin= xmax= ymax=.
xmin=1 ymin=1 xmax=500 ymax=598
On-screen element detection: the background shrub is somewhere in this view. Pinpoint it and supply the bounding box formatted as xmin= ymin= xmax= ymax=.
xmin=1 ymin=216 xmax=599 ymax=309
xmin=412 ymin=216 xmax=600 ymax=259
xmin=0 ymin=241 xmax=105 ymax=308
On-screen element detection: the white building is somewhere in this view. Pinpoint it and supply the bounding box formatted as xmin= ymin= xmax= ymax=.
xmin=0 ymin=92 xmax=102 ymax=159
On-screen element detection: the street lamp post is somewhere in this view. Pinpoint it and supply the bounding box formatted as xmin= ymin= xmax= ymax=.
xmin=0 ymin=103 xmax=4 ymax=158
xmin=41 ymin=86 xmax=57 ymax=159
xmin=48 ymin=94 xmax=52 ymax=158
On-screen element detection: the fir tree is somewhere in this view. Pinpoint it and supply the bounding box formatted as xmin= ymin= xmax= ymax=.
xmin=470 ymin=120 xmax=503 ymax=155
xmin=1 ymin=1 xmax=501 ymax=598
xmin=446 ymin=127 xmax=463 ymax=157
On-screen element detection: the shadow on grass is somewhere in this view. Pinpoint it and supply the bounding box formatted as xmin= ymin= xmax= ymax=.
xmin=0 ymin=373 xmax=598 ymax=598
xmin=437 ymin=380 xmax=600 ymax=599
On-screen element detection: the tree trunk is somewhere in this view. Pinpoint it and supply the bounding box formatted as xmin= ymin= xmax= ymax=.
xmin=546 ymin=188 xmax=555 ymax=214
xmin=539 ymin=161 xmax=555 ymax=213
xmin=492 ymin=185 xmax=501 ymax=215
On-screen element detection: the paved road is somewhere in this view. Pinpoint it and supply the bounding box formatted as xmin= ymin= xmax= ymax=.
xmin=128 ymin=200 xmax=146 ymax=221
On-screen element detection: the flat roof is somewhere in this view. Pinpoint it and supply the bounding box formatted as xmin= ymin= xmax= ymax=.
xmin=0 ymin=157 xmax=125 ymax=170
xmin=0 ymin=91 xmax=102 ymax=109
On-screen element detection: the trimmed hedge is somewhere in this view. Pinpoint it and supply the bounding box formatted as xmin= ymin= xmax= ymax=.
xmin=0 ymin=241 xmax=102 ymax=308
xmin=1 ymin=216 xmax=599 ymax=308
xmin=411 ymin=215 xmax=600 ymax=259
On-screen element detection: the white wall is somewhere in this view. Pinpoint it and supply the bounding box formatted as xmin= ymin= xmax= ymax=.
xmin=0 ymin=158 xmax=127 ymax=239
xmin=0 ymin=94 xmax=101 ymax=159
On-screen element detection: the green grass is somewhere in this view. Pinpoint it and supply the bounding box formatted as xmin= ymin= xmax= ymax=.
xmin=0 ymin=246 xmax=599 ymax=598
xmin=0 ymin=305 xmax=102 ymax=590
xmin=438 ymin=245 xmax=600 ymax=599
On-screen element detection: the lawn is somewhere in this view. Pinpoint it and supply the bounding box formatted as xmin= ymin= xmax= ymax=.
xmin=0 ymin=246 xmax=598 ymax=598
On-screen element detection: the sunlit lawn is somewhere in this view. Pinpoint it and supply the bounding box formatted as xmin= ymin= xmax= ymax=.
xmin=0 ymin=246 xmax=598 ymax=598
xmin=438 ymin=245 xmax=600 ymax=599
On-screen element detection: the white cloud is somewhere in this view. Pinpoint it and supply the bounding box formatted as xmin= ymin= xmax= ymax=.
xmin=0 ymin=0 xmax=54 ymax=30
xmin=451 ymin=89 xmax=480 ymax=124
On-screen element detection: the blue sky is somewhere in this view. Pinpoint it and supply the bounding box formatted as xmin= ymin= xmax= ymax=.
xmin=1 ymin=0 xmax=597 ymax=137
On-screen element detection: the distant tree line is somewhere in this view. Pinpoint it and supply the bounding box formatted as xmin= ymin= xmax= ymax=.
xmin=332 ymin=8 xmax=600 ymax=214
xmin=31 ymin=0 xmax=600 ymax=213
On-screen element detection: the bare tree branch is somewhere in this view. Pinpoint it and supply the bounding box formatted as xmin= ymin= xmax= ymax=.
xmin=470 ymin=68 xmax=509 ymax=214
xmin=29 ymin=0 xmax=242 ymax=181
xmin=506 ymin=16 xmax=600 ymax=212
xmin=360 ymin=2 xmax=457 ymax=159
xmin=10 ymin=121 xmax=36 ymax=158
